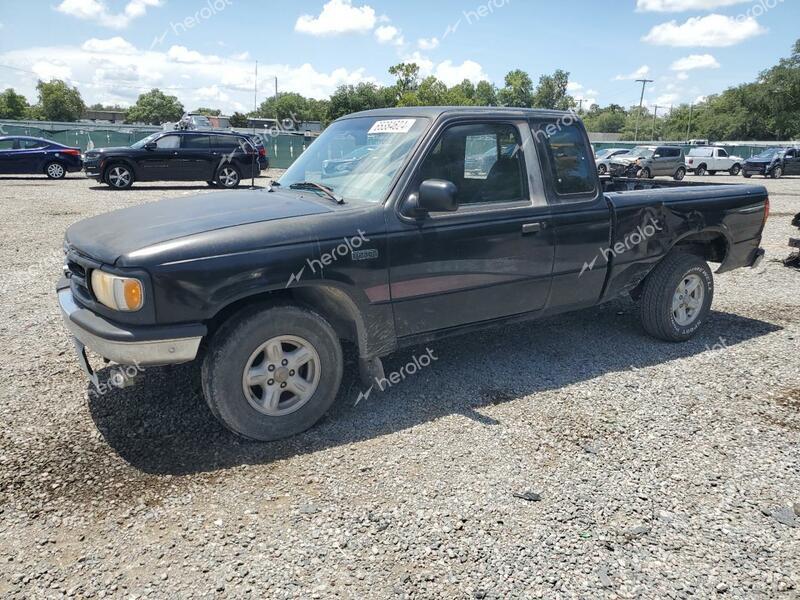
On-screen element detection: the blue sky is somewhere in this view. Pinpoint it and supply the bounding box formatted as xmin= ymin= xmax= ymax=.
xmin=0 ymin=0 xmax=797 ymax=114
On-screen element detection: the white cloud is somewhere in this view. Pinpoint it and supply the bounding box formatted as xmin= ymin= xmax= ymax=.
xmin=403 ymin=51 xmax=435 ymax=76
xmin=81 ymin=37 xmax=137 ymax=54
xmin=31 ymin=61 xmax=73 ymax=81
xmin=434 ymin=60 xmax=489 ymax=86
xmin=614 ymin=65 xmax=651 ymax=81
xmin=418 ymin=37 xmax=440 ymax=50
xmin=676 ymin=71 xmax=690 ymax=80
xmin=167 ymin=45 xmax=221 ymax=64
xmin=670 ymin=54 xmax=720 ymax=71
xmin=374 ymin=25 xmax=404 ymax=46
xmin=55 ymin=0 xmax=162 ymax=29
xmin=231 ymin=51 xmax=250 ymax=61
xmin=695 ymin=95 xmax=708 ymax=104
xmin=0 ymin=40 xmax=376 ymax=112
xmin=643 ymin=14 xmax=766 ymax=47
xmin=636 ymin=0 xmax=750 ymax=11
xmin=656 ymin=93 xmax=680 ymax=105
xmin=567 ymin=81 xmax=583 ymax=92
xmin=295 ymin=0 xmax=377 ymax=36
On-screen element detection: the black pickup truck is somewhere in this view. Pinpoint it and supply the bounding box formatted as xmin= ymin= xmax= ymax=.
xmin=58 ymin=107 xmax=769 ymax=441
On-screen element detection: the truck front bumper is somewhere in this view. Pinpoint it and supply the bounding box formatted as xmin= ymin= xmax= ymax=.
xmin=58 ymin=282 xmax=205 ymax=367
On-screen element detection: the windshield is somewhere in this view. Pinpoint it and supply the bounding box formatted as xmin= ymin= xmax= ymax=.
xmin=627 ymin=147 xmax=655 ymax=159
xmin=279 ymin=116 xmax=430 ymax=203
xmin=131 ymin=133 xmax=160 ymax=149
xmin=752 ymin=148 xmax=782 ymax=160
xmin=597 ymin=149 xmax=625 ymax=159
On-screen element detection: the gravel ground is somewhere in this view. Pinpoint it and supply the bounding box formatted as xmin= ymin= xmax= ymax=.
xmin=0 ymin=172 xmax=798 ymax=599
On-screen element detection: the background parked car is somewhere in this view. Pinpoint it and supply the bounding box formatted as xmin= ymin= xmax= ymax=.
xmin=595 ymin=148 xmax=632 ymax=175
xmin=83 ymin=131 xmax=261 ymax=189
xmin=0 ymin=136 xmax=82 ymax=179
xmin=686 ymin=146 xmax=744 ymax=176
xmin=608 ymin=145 xmax=686 ymax=180
xmin=743 ymin=147 xmax=800 ymax=179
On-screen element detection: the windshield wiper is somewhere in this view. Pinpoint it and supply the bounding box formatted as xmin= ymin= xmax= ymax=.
xmin=289 ymin=181 xmax=345 ymax=205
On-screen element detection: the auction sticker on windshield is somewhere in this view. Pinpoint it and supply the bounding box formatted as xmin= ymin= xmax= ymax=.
xmin=368 ymin=119 xmax=417 ymax=134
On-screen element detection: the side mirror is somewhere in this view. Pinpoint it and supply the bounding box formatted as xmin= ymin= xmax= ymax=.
xmin=653 ymin=154 xmax=661 ymax=159
xmin=407 ymin=179 xmax=458 ymax=215
xmin=144 ymin=142 xmax=157 ymax=151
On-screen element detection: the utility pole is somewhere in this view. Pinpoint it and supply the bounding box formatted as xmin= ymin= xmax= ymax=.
xmin=274 ymin=76 xmax=279 ymax=124
xmin=651 ymin=105 xmax=660 ymax=141
xmin=576 ymin=98 xmax=584 ymax=114
xmin=686 ymin=103 xmax=694 ymax=142
xmin=251 ymin=61 xmax=257 ymax=189
xmin=634 ymin=78 xmax=654 ymax=142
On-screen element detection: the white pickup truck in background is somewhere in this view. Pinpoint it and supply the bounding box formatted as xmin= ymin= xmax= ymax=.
xmin=685 ymin=146 xmax=744 ymax=176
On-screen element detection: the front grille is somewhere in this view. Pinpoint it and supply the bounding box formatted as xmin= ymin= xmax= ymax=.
xmin=65 ymin=249 xmax=97 ymax=305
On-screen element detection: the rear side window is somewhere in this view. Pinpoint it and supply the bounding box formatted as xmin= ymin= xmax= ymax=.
xmin=717 ymin=149 xmax=728 ymax=157
xmin=534 ymin=122 xmax=597 ymax=199
xmin=21 ymin=139 xmax=48 ymax=149
xmin=182 ymin=135 xmax=211 ymax=149
xmin=0 ymin=139 xmax=16 ymax=150
xmin=211 ymin=135 xmax=242 ymax=150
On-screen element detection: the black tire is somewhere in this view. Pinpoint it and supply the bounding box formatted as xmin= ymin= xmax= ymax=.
xmin=639 ymin=252 xmax=714 ymax=342
xmin=673 ymin=167 xmax=686 ymax=181
xmin=44 ymin=161 xmax=66 ymax=179
xmin=201 ymin=304 xmax=343 ymax=441
xmin=206 ymin=180 xmax=216 ymax=187
xmin=771 ymin=166 xmax=783 ymax=179
xmin=639 ymin=167 xmax=652 ymax=179
xmin=729 ymin=164 xmax=741 ymax=176
xmin=695 ymin=165 xmax=707 ymax=176
xmin=708 ymin=170 xmax=717 ymax=176
xmin=743 ymin=172 xmax=752 ymax=178
xmin=598 ymin=164 xmax=608 ymax=175
xmin=104 ymin=163 xmax=134 ymax=189
xmin=216 ymin=165 xmax=241 ymax=189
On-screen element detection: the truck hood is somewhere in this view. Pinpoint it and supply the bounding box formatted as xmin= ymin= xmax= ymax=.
xmin=66 ymin=189 xmax=333 ymax=265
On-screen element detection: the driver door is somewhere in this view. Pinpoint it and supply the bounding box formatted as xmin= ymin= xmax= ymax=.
xmin=136 ymin=134 xmax=182 ymax=181
xmin=386 ymin=120 xmax=556 ymax=338
xmin=784 ymin=149 xmax=800 ymax=175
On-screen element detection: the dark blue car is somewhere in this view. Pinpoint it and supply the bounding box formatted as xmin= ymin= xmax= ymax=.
xmin=0 ymin=136 xmax=83 ymax=179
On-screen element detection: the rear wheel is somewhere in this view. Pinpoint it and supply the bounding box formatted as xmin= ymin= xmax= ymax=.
xmin=105 ymin=163 xmax=134 ymax=189
xmin=772 ymin=166 xmax=783 ymax=179
xmin=216 ymin=165 xmax=241 ymax=189
xmin=45 ymin=161 xmax=66 ymax=179
xmin=729 ymin=164 xmax=741 ymax=176
xmin=673 ymin=167 xmax=686 ymax=181
xmin=639 ymin=252 xmax=714 ymax=342
xmin=201 ymin=305 xmax=343 ymax=441
xmin=695 ymin=165 xmax=707 ymax=176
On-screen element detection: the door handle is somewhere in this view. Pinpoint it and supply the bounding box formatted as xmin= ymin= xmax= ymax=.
xmin=522 ymin=222 xmax=543 ymax=234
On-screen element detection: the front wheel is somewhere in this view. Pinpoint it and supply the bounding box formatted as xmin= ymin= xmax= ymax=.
xmin=772 ymin=166 xmax=783 ymax=179
xmin=639 ymin=252 xmax=714 ymax=342
xmin=708 ymin=170 xmax=717 ymax=176
xmin=216 ymin=165 xmax=241 ymax=189
xmin=639 ymin=167 xmax=652 ymax=179
xmin=201 ymin=305 xmax=343 ymax=441
xmin=597 ymin=164 xmax=608 ymax=175
xmin=729 ymin=164 xmax=741 ymax=176
xmin=45 ymin=161 xmax=66 ymax=179
xmin=673 ymin=167 xmax=686 ymax=181
xmin=105 ymin=164 xmax=134 ymax=189
xmin=743 ymin=172 xmax=752 ymax=178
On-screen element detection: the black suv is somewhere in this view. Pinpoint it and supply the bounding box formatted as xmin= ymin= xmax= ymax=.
xmin=743 ymin=147 xmax=800 ymax=179
xmin=83 ymin=131 xmax=262 ymax=190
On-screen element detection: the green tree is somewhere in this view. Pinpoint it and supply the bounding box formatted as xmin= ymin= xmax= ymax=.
xmin=474 ymin=80 xmax=498 ymax=106
xmin=498 ymin=70 xmax=533 ymax=108
xmin=255 ymin=92 xmax=328 ymax=125
xmin=327 ymin=83 xmax=393 ymax=121
xmin=34 ymin=80 xmax=85 ymax=121
xmin=0 ymin=88 xmax=30 ymax=120
xmin=531 ymin=69 xmax=574 ymax=110
xmin=195 ymin=107 xmax=222 ymax=116
xmin=125 ymin=89 xmax=184 ymax=125
xmin=229 ymin=112 xmax=249 ymax=127
xmin=388 ymin=63 xmax=421 ymax=97
xmin=582 ymin=104 xmax=627 ymax=133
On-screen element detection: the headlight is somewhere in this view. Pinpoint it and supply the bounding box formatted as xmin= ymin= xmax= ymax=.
xmin=90 ymin=270 xmax=144 ymax=311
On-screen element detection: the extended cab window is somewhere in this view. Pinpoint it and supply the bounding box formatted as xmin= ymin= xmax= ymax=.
xmin=417 ymin=123 xmax=527 ymax=206
xmin=535 ymin=122 xmax=596 ymax=199
xmin=717 ymin=149 xmax=728 ymax=158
